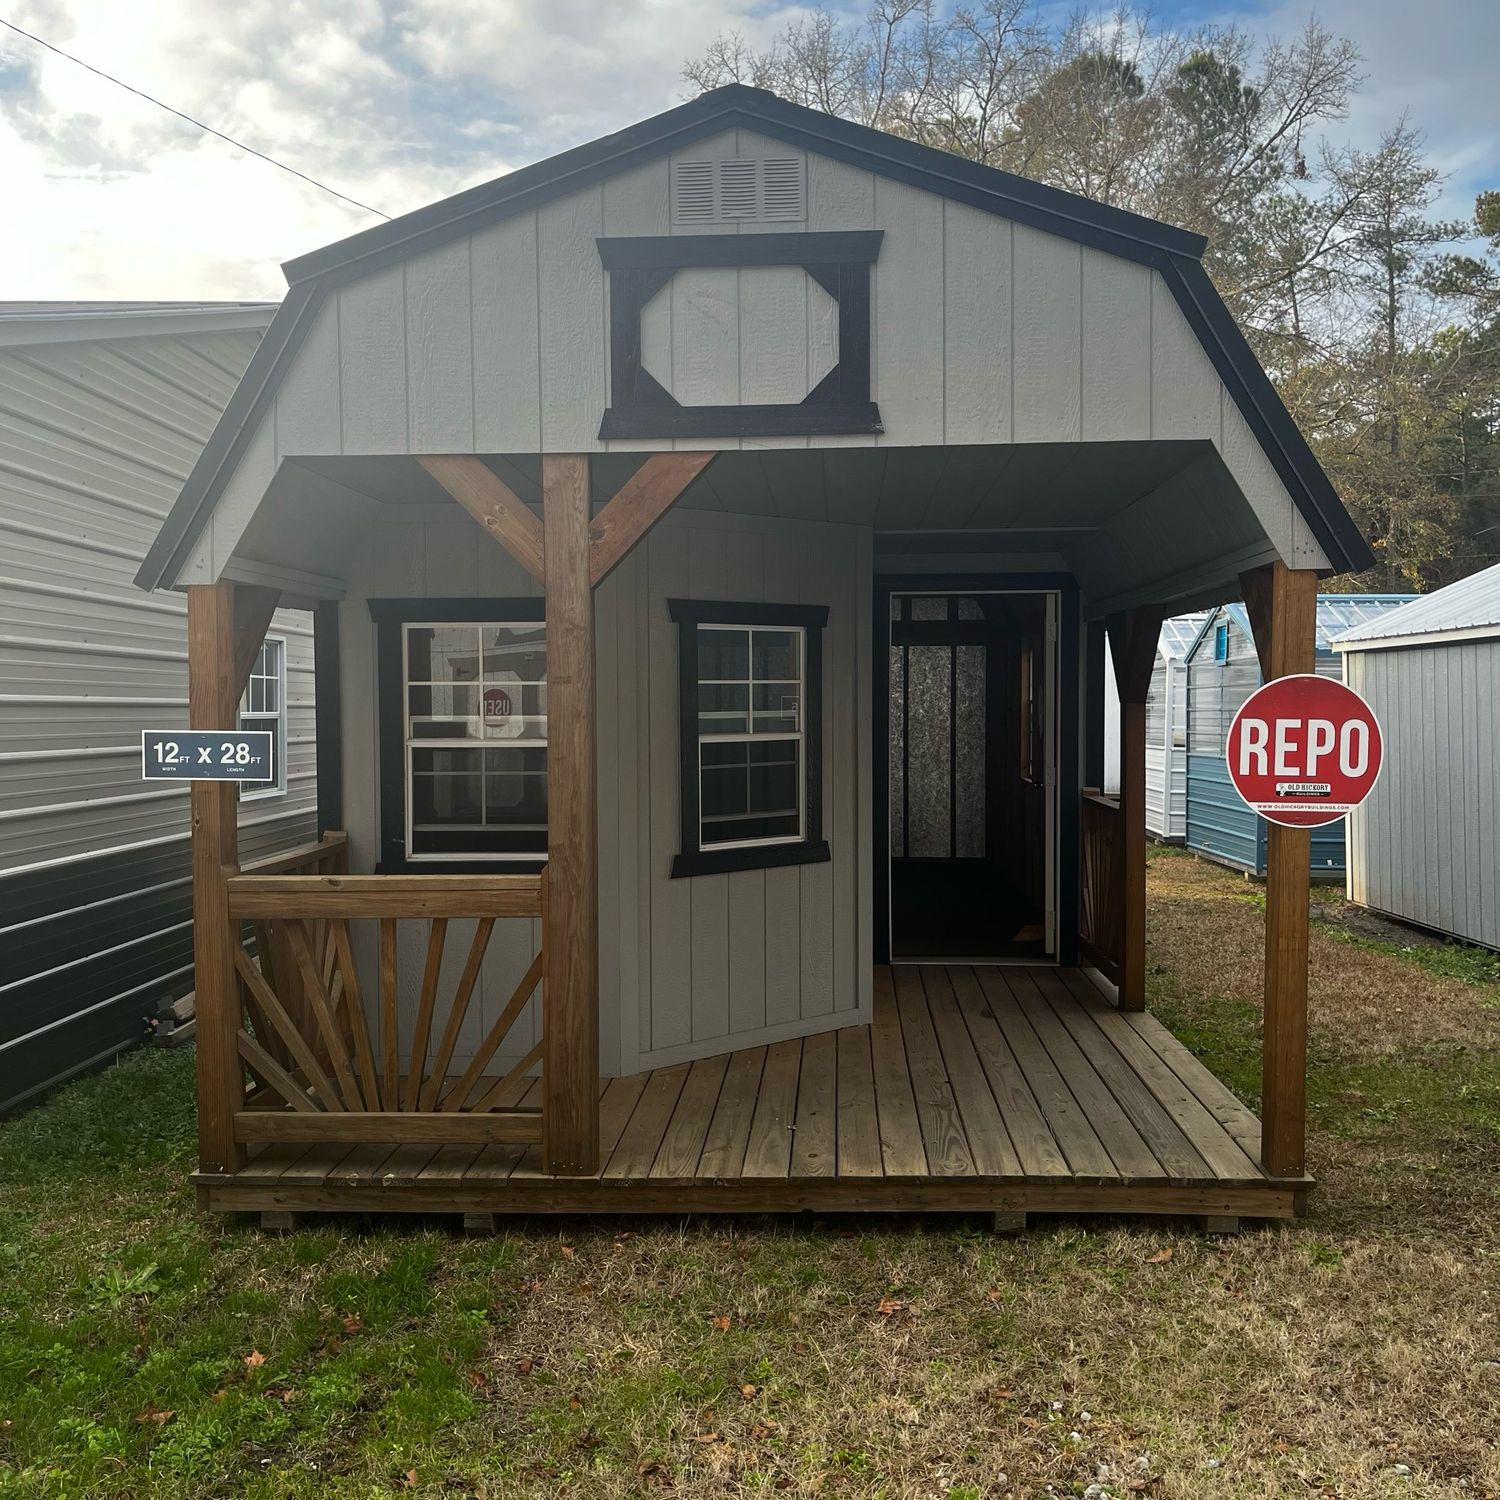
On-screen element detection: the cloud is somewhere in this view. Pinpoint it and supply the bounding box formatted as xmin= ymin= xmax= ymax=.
xmin=0 ymin=0 xmax=1490 ymax=300
xmin=1245 ymin=0 xmax=1498 ymax=222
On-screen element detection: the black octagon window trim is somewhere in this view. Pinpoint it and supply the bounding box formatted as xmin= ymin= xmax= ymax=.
xmin=597 ymin=230 xmax=883 ymax=441
xmin=668 ymin=597 xmax=831 ymax=880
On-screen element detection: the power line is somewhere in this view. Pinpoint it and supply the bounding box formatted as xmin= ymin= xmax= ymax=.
xmin=0 ymin=15 xmax=390 ymax=219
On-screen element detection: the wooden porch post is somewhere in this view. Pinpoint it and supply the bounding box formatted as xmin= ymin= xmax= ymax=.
xmin=542 ymin=455 xmax=599 ymax=1175
xmin=187 ymin=580 xmax=277 ymax=1176
xmin=1105 ymin=605 xmax=1165 ymax=1011
xmin=1241 ymin=561 xmax=1318 ymax=1177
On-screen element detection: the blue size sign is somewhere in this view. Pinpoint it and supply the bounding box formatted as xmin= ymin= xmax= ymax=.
xmin=141 ymin=730 xmax=274 ymax=781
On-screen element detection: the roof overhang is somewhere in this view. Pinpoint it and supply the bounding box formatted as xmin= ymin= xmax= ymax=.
xmin=1334 ymin=623 xmax=1500 ymax=653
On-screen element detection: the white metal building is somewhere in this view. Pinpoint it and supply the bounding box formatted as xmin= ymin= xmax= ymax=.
xmin=0 ymin=302 xmax=318 ymax=1111
xmin=1099 ymin=612 xmax=1205 ymax=840
xmin=1334 ymin=563 xmax=1500 ymax=951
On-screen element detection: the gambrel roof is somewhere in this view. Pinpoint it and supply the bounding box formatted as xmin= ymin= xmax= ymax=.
xmin=136 ymin=83 xmax=1373 ymax=591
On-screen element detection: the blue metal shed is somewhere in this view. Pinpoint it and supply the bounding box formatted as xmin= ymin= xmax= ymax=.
xmin=1183 ymin=596 xmax=1414 ymax=876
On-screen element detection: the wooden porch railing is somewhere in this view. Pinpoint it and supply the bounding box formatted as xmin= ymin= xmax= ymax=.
xmin=1079 ymin=789 xmax=1123 ymax=985
xmin=223 ymin=838 xmax=547 ymax=1149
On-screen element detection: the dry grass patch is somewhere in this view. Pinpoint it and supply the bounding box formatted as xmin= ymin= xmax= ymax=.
xmin=1147 ymin=849 xmax=1500 ymax=1063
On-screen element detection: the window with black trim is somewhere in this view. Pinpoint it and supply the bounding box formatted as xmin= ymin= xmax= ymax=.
xmin=372 ymin=599 xmax=546 ymax=870
xmin=669 ymin=599 xmax=830 ymax=879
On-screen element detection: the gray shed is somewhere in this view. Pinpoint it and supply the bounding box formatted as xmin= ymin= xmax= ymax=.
xmin=1334 ymin=563 xmax=1500 ymax=952
xmin=0 ymin=302 xmax=319 ymax=1111
xmin=132 ymin=84 xmax=1376 ymax=1219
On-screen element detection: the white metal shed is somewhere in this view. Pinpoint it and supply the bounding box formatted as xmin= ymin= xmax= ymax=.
xmin=1334 ymin=564 xmax=1500 ymax=951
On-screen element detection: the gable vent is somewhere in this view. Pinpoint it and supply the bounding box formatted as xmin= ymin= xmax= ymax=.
xmin=671 ymin=157 xmax=806 ymax=224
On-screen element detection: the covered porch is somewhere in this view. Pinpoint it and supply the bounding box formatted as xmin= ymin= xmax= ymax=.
xmin=175 ymin=443 xmax=1327 ymax=1227
xmin=201 ymin=959 xmax=1306 ymax=1226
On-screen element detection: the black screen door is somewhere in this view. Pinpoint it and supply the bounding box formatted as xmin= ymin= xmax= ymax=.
xmin=887 ymin=592 xmax=1050 ymax=960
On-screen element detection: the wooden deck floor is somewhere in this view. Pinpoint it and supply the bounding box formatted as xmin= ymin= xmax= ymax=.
xmin=202 ymin=967 xmax=1310 ymax=1222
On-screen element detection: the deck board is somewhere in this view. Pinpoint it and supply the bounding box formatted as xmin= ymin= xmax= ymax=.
xmin=791 ymin=1030 xmax=838 ymax=1178
xmin=1006 ymin=969 xmax=1166 ymax=1179
xmin=834 ymin=1024 xmax=882 ymax=1178
xmin=894 ymin=967 xmax=975 ymax=1177
xmin=698 ymin=1047 xmax=765 ymax=1178
xmin=205 ymin=966 xmax=1306 ymax=1221
xmin=919 ymin=967 xmax=1023 ymax=1177
xmin=870 ymin=968 xmax=928 ymax=1176
xmin=742 ymin=1039 xmax=801 ymax=1178
xmin=973 ymin=968 xmax=1118 ymax=1177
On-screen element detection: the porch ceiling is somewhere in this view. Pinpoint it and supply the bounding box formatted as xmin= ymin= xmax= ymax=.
xmin=237 ymin=440 xmax=1278 ymax=614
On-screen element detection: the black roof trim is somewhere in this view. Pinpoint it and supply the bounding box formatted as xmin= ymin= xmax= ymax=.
xmin=137 ymin=81 xmax=1371 ymax=590
xmin=134 ymin=279 xmax=321 ymax=591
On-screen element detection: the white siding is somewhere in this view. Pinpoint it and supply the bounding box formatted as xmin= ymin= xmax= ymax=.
xmin=1345 ymin=640 xmax=1500 ymax=951
xmin=335 ymin=504 xmax=872 ymax=1076
xmin=0 ymin=328 xmax=316 ymax=873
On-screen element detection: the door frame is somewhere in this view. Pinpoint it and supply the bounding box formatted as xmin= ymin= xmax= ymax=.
xmin=872 ymin=573 xmax=1080 ymax=965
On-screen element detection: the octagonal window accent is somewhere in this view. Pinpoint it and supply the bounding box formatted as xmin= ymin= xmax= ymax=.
xmin=638 ymin=267 xmax=840 ymax=406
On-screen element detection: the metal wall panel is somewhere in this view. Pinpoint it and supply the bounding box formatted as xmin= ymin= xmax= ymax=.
xmin=0 ymin=324 xmax=316 ymax=1111
xmin=1344 ymin=639 xmax=1500 ymax=950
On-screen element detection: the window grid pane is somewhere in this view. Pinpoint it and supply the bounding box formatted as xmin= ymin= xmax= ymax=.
xmin=402 ymin=621 xmax=547 ymax=860
xmin=238 ymin=638 xmax=284 ymax=796
xmin=696 ymin=622 xmax=804 ymax=850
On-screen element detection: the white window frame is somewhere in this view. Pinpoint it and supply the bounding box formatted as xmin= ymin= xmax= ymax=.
xmin=238 ymin=634 xmax=286 ymax=801
xmin=401 ymin=619 xmax=548 ymax=865
xmin=696 ymin=621 xmax=806 ymax=853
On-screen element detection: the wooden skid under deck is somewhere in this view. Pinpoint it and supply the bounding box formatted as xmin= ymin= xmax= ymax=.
xmin=198 ymin=967 xmax=1311 ymax=1221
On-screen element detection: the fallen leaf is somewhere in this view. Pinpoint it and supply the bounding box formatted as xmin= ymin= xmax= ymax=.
xmin=242 ymin=1350 xmax=266 ymax=1368
xmin=694 ymin=1431 xmax=720 ymax=1444
xmin=569 ymin=1395 xmax=582 ymax=1411
xmin=560 ymin=1245 xmax=576 ymax=1259
xmin=1145 ymin=1248 xmax=1173 ymax=1264
xmin=711 ymin=1314 xmax=732 ymax=1331
xmin=792 ymin=1340 xmax=810 ymax=1355
xmin=987 ymin=1286 xmax=1004 ymax=1303
xmin=751 ymin=1420 xmax=780 ymax=1440
xmin=516 ymin=1356 xmax=537 ymax=1375
xmin=342 ymin=1315 xmax=362 ymax=1335
xmin=398 ymin=1471 xmax=418 ymax=1490
xmin=740 ymin=1383 xmax=758 ymax=1402
xmin=135 ymin=1405 xmax=174 ymax=1425
xmin=991 ymin=1387 xmax=1014 ymax=1402
xmin=465 ymin=1368 xmax=487 ymax=1390
xmin=876 ymin=1296 xmax=907 ymax=1316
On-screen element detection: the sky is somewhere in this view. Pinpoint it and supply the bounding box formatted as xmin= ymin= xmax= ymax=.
xmin=0 ymin=0 xmax=1494 ymax=302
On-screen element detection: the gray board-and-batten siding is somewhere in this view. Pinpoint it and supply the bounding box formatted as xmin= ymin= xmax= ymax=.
xmin=0 ymin=311 xmax=317 ymax=1113
xmin=159 ymin=116 xmax=1342 ymax=616
xmin=338 ymin=503 xmax=871 ymax=1080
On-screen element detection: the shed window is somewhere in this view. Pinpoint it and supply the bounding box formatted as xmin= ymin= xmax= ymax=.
xmin=1213 ymin=623 xmax=1229 ymax=662
xmin=669 ymin=599 xmax=830 ymax=878
xmin=238 ymin=636 xmax=285 ymax=799
xmin=372 ymin=600 xmax=546 ymax=870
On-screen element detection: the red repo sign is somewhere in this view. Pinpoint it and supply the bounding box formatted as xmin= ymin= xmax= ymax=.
xmin=1225 ymin=673 xmax=1383 ymax=828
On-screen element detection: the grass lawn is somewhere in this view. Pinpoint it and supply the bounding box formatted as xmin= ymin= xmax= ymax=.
xmin=1 ymin=849 xmax=1497 ymax=1499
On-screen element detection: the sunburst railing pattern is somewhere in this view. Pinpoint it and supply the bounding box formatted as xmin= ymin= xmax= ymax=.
xmin=224 ymin=849 xmax=547 ymax=1147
